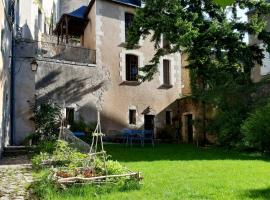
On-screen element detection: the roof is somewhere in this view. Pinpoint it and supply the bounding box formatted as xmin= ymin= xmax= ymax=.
xmin=66 ymin=6 xmax=88 ymax=19
xmin=110 ymin=0 xmax=141 ymax=7
xmin=84 ymin=0 xmax=141 ymax=17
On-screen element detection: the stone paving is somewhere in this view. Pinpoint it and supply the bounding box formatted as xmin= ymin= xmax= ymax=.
xmin=0 ymin=156 xmax=33 ymax=200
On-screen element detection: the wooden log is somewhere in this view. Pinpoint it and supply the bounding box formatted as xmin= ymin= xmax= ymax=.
xmin=57 ymin=172 xmax=141 ymax=183
xmin=88 ymin=151 xmax=106 ymax=156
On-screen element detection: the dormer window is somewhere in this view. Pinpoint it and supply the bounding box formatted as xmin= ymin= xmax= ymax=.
xmin=125 ymin=12 xmax=134 ymax=41
xmin=126 ymin=54 xmax=138 ymax=81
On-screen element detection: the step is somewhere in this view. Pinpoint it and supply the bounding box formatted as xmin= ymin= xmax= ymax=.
xmin=3 ymin=146 xmax=34 ymax=157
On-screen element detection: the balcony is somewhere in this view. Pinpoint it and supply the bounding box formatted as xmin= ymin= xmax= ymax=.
xmin=37 ymin=41 xmax=96 ymax=65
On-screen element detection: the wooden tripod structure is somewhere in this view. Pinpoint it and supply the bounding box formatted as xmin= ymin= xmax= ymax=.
xmin=89 ymin=110 xmax=108 ymax=177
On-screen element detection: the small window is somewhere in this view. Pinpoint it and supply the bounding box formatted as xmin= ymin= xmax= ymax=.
xmin=163 ymin=37 xmax=170 ymax=49
xmin=129 ymin=109 xmax=136 ymax=125
xmin=166 ymin=111 xmax=172 ymax=125
xmin=125 ymin=12 xmax=134 ymax=41
xmin=126 ymin=54 xmax=138 ymax=81
xmin=38 ymin=9 xmax=42 ymax=30
xmin=163 ymin=59 xmax=171 ymax=85
xmin=66 ymin=107 xmax=75 ymax=126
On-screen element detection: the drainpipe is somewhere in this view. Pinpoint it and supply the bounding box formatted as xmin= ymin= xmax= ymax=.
xmin=10 ymin=29 xmax=15 ymax=145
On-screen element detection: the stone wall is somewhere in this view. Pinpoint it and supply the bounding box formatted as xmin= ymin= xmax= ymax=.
xmin=14 ymin=38 xmax=107 ymax=144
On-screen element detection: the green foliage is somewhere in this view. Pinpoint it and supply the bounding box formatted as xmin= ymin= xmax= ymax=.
xmin=106 ymin=160 xmax=126 ymax=175
xmin=31 ymin=100 xmax=62 ymax=141
xmin=127 ymin=0 xmax=270 ymax=147
xmin=241 ymin=100 xmax=270 ymax=153
xmin=214 ymin=0 xmax=234 ymax=7
xmin=32 ymin=140 xmax=87 ymax=170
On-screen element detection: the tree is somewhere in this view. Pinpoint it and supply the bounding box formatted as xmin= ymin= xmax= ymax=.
xmin=214 ymin=0 xmax=234 ymax=7
xmin=241 ymin=100 xmax=270 ymax=153
xmin=127 ymin=0 xmax=270 ymax=145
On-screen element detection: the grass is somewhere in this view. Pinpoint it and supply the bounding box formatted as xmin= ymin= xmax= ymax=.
xmin=33 ymin=144 xmax=270 ymax=200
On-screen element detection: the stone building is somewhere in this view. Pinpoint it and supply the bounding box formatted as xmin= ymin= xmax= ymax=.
xmin=12 ymin=0 xmax=186 ymax=144
xmin=0 ymin=0 xmax=13 ymax=157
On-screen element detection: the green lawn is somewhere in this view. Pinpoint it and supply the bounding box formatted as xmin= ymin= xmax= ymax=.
xmin=40 ymin=144 xmax=270 ymax=200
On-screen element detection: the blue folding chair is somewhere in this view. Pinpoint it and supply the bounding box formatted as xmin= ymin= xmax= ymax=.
xmin=142 ymin=130 xmax=155 ymax=147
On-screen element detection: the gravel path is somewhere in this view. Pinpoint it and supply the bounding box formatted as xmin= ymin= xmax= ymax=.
xmin=0 ymin=156 xmax=33 ymax=200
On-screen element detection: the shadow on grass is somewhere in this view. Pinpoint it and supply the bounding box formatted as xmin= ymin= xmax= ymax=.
xmin=104 ymin=144 xmax=270 ymax=162
xmin=245 ymin=188 xmax=270 ymax=199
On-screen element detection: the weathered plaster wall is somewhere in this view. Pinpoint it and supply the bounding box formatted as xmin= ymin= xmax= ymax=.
xmin=84 ymin=0 xmax=182 ymax=133
xmin=14 ymin=39 xmax=108 ymax=144
xmin=18 ymin=0 xmax=59 ymax=40
xmin=84 ymin=1 xmax=96 ymax=50
xmin=0 ymin=0 xmax=12 ymax=156
xmin=14 ymin=41 xmax=36 ymax=144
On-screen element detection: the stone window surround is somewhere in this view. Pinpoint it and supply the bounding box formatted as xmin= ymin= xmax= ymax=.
xmin=120 ymin=49 xmax=144 ymax=82
xmin=127 ymin=105 xmax=139 ymax=128
xmin=159 ymin=56 xmax=176 ymax=86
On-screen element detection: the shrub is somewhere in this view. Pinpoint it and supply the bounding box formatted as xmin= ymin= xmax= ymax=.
xmin=241 ymin=101 xmax=270 ymax=153
xmin=31 ymin=100 xmax=62 ymax=142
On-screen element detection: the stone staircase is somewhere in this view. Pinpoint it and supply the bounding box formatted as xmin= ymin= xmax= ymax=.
xmin=3 ymin=146 xmax=33 ymax=157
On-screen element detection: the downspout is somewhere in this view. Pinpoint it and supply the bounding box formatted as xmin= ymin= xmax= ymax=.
xmin=10 ymin=28 xmax=15 ymax=145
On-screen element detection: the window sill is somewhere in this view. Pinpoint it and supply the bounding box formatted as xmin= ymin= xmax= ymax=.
xmin=159 ymin=84 xmax=173 ymax=89
xmin=120 ymin=81 xmax=141 ymax=86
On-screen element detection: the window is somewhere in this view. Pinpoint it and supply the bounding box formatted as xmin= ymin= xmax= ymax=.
xmin=8 ymin=0 xmax=15 ymax=24
xmin=129 ymin=109 xmax=136 ymax=125
xmin=166 ymin=111 xmax=172 ymax=125
xmin=163 ymin=59 xmax=171 ymax=85
xmin=38 ymin=9 xmax=42 ymax=31
xmin=163 ymin=37 xmax=170 ymax=49
xmin=126 ymin=54 xmax=138 ymax=81
xmin=66 ymin=107 xmax=75 ymax=126
xmin=125 ymin=12 xmax=134 ymax=41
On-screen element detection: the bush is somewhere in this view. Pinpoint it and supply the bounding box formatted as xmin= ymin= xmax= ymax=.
xmin=241 ymin=101 xmax=270 ymax=153
xmin=31 ymin=100 xmax=62 ymax=142
xmin=32 ymin=140 xmax=87 ymax=170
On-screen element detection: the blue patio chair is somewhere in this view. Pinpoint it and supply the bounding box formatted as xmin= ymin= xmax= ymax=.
xmin=129 ymin=130 xmax=144 ymax=147
xmin=122 ymin=128 xmax=132 ymax=146
xmin=142 ymin=130 xmax=155 ymax=147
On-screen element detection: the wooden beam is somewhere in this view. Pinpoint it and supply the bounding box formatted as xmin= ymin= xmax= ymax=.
xmin=65 ymin=16 xmax=69 ymax=44
xmin=61 ymin=21 xmax=63 ymax=43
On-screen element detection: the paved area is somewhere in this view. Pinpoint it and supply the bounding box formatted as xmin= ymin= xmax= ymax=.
xmin=0 ymin=156 xmax=33 ymax=200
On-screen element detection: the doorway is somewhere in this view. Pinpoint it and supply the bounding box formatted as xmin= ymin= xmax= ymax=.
xmin=144 ymin=115 xmax=155 ymax=130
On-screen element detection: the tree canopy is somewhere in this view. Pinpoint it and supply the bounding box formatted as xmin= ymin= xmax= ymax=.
xmin=127 ymin=0 xmax=270 ymax=146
